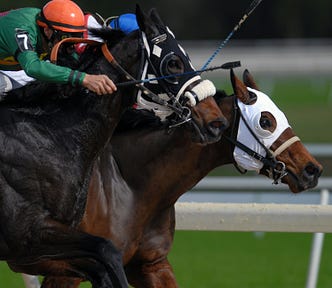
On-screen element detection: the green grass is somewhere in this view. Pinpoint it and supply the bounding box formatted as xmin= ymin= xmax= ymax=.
xmin=3 ymin=232 xmax=331 ymax=288
xmin=169 ymin=231 xmax=332 ymax=288
xmin=0 ymin=263 xmax=25 ymax=287
xmin=1 ymin=76 xmax=331 ymax=287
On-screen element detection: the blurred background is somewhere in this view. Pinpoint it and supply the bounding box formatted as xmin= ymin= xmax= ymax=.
xmin=1 ymin=0 xmax=332 ymax=40
xmin=1 ymin=1 xmax=332 ymax=287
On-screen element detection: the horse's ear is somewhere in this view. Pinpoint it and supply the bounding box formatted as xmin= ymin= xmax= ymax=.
xmin=149 ymin=8 xmax=165 ymax=27
xmin=135 ymin=4 xmax=159 ymax=38
xmin=231 ymin=69 xmax=255 ymax=105
xmin=243 ymin=69 xmax=259 ymax=90
xmin=136 ymin=4 xmax=147 ymax=31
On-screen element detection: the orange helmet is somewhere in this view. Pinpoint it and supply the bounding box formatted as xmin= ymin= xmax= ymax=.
xmin=37 ymin=0 xmax=86 ymax=33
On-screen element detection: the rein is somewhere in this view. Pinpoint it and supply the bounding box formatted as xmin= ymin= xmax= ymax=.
xmin=116 ymin=61 xmax=241 ymax=87
xmin=201 ymin=0 xmax=263 ymax=70
xmin=50 ymin=38 xmax=192 ymax=123
xmin=224 ymin=96 xmax=300 ymax=184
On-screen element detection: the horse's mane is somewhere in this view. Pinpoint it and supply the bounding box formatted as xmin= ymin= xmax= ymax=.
xmin=115 ymin=90 xmax=231 ymax=134
xmin=214 ymin=89 xmax=229 ymax=105
xmin=114 ymin=108 xmax=166 ymax=134
xmin=2 ymin=82 xmax=80 ymax=109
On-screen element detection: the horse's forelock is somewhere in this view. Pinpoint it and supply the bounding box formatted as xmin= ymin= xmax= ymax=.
xmin=214 ymin=90 xmax=228 ymax=105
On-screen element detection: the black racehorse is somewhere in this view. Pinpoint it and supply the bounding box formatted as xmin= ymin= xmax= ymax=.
xmin=0 ymin=6 xmax=225 ymax=288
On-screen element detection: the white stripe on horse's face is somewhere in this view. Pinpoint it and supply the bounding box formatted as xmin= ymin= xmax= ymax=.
xmin=234 ymin=88 xmax=291 ymax=171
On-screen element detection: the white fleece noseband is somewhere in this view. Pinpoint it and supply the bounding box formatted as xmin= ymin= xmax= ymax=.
xmin=183 ymin=79 xmax=216 ymax=107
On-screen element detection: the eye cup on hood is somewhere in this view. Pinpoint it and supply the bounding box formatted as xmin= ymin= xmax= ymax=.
xmin=253 ymin=113 xmax=274 ymax=138
xmin=159 ymin=53 xmax=184 ymax=84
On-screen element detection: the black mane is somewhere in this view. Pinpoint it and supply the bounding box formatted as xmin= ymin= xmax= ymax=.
xmin=115 ymin=108 xmax=166 ymax=134
xmin=115 ymin=90 xmax=231 ymax=134
xmin=214 ymin=89 xmax=229 ymax=105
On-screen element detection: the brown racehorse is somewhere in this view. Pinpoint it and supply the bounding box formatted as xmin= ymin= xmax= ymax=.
xmin=1 ymin=6 xmax=225 ymax=288
xmin=42 ymin=70 xmax=322 ymax=287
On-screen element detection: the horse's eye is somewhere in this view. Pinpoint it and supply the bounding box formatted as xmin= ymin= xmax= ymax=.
xmin=160 ymin=53 xmax=184 ymax=84
xmin=166 ymin=55 xmax=183 ymax=74
xmin=260 ymin=116 xmax=272 ymax=129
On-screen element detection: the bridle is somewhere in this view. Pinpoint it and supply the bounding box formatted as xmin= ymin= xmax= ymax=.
xmin=50 ymin=36 xmax=199 ymax=127
xmin=223 ymin=95 xmax=300 ymax=184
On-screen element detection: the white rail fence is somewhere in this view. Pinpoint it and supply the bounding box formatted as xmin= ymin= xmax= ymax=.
xmin=21 ymin=144 xmax=332 ymax=288
xmin=175 ymin=177 xmax=332 ymax=288
xmin=175 ymin=193 xmax=332 ymax=233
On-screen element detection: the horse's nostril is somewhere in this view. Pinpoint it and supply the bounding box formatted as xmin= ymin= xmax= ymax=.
xmin=206 ymin=119 xmax=228 ymax=139
xmin=209 ymin=118 xmax=228 ymax=131
xmin=210 ymin=121 xmax=222 ymax=129
xmin=304 ymin=163 xmax=321 ymax=177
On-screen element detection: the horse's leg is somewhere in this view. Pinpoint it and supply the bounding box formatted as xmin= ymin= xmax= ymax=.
xmin=126 ymin=258 xmax=178 ymax=288
xmin=41 ymin=276 xmax=82 ymax=288
xmin=125 ymin=208 xmax=178 ymax=288
xmin=0 ymin=232 xmax=9 ymax=258
xmin=12 ymin=258 xmax=111 ymax=288
xmin=0 ymin=178 xmax=127 ymax=288
xmin=7 ymin=220 xmax=127 ymax=288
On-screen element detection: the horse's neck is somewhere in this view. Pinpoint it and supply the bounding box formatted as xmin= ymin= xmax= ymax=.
xmin=111 ymin=127 xmax=211 ymax=206
xmin=77 ymin=37 xmax=140 ymax=156
xmin=82 ymin=95 xmax=237 ymax=232
xmin=110 ymin=94 xmax=236 ymax=207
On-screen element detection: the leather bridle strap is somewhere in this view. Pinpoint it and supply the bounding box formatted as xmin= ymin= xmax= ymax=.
xmin=50 ymin=37 xmax=168 ymax=105
xmin=49 ymin=37 xmax=184 ymax=114
xmin=271 ymin=136 xmax=300 ymax=157
xmin=101 ymin=42 xmax=114 ymax=63
xmin=101 ymin=43 xmax=169 ymax=107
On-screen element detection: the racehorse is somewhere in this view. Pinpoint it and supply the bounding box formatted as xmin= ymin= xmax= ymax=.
xmin=0 ymin=6 xmax=225 ymax=288
xmin=42 ymin=69 xmax=322 ymax=287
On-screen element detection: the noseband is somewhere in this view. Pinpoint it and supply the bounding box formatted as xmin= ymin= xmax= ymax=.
xmin=224 ymin=96 xmax=300 ymax=184
xmin=136 ymin=30 xmax=216 ymax=125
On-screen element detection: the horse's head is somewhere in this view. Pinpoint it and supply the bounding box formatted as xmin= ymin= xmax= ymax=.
xmin=228 ymin=69 xmax=322 ymax=193
xmin=133 ymin=5 xmax=226 ymax=143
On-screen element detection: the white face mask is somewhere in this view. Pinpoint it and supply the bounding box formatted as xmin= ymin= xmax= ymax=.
xmin=233 ymin=87 xmax=291 ymax=172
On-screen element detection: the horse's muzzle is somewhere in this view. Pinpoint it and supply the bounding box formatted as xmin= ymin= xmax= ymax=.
xmin=190 ymin=116 xmax=228 ymax=144
xmin=283 ymin=162 xmax=323 ymax=193
xmin=207 ymin=118 xmax=229 ymax=139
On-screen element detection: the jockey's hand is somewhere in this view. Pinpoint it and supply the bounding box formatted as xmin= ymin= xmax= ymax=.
xmin=82 ymin=74 xmax=117 ymax=95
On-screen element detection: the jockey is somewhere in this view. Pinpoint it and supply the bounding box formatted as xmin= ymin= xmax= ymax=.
xmin=0 ymin=0 xmax=116 ymax=96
